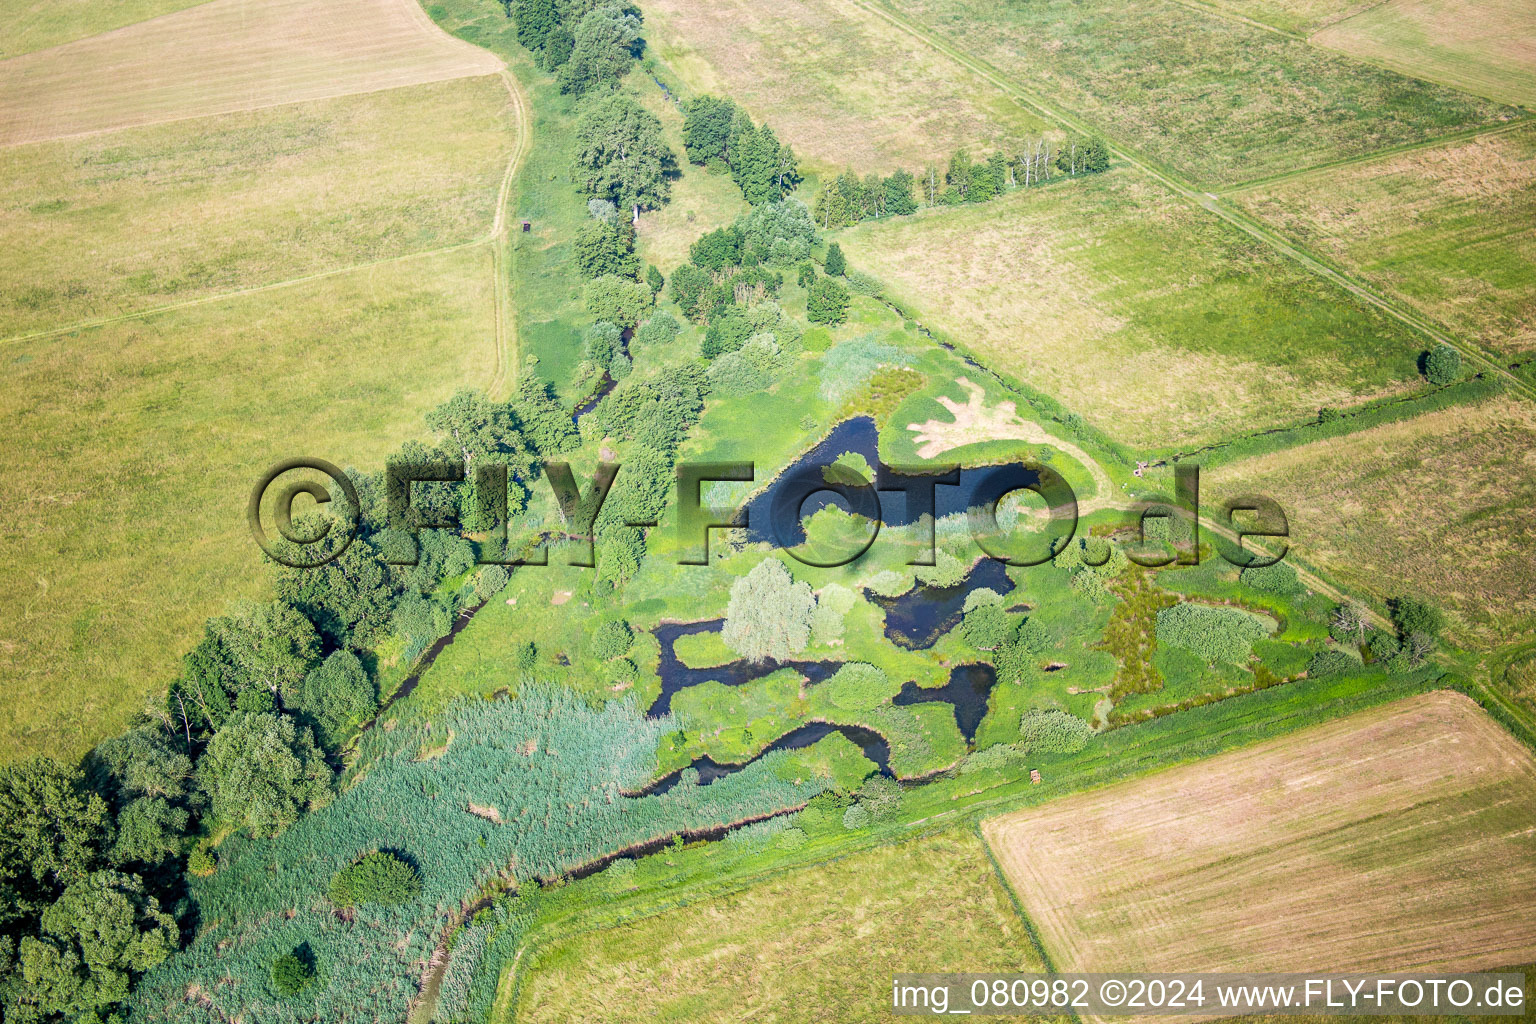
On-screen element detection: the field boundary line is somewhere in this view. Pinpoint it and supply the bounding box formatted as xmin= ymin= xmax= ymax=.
xmin=0 ymin=70 xmax=505 ymax=151
xmin=2 ymin=66 xmax=529 ymax=351
xmin=1217 ymin=117 xmax=1531 ymax=195
xmin=0 ymin=239 xmax=489 ymax=346
xmin=845 ymin=0 xmax=1536 ymax=406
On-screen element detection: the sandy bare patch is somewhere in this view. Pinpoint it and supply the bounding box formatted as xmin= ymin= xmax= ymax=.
xmin=907 ymin=376 xmax=1114 ymax=503
xmin=550 ymin=590 xmax=572 ymax=606
xmin=0 ymin=0 xmax=501 ymax=145
xmin=985 ymin=691 xmax=1536 ymax=1005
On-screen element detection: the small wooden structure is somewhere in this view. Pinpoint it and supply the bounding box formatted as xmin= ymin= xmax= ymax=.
xmin=522 ymin=220 xmax=531 ymax=232
xmin=1030 ymin=769 xmax=1042 ymax=785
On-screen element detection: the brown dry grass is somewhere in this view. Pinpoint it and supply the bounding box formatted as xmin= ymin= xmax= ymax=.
xmin=0 ymin=0 xmax=501 ymax=145
xmin=985 ymin=691 xmax=1536 ymax=991
xmin=0 ymin=75 xmax=514 ymax=336
xmin=1208 ymin=394 xmax=1536 ymax=647
xmin=0 ymin=247 xmax=498 ymax=760
xmin=841 ymin=172 xmax=1423 ymax=450
xmin=642 ymin=0 xmax=1050 ymax=173
xmin=1234 ymin=125 xmax=1536 ymax=359
xmin=1312 ymin=0 xmax=1536 ymax=107
xmin=0 ymin=0 xmax=208 ymax=59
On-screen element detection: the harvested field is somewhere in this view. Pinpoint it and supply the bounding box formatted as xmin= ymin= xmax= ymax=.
xmin=1313 ymin=0 xmax=1536 ymax=108
xmin=985 ymin=691 xmax=1536 ymax=983
xmin=0 ymin=0 xmax=501 ymax=145
xmin=0 ymin=247 xmax=498 ymax=760
xmin=513 ymin=831 xmax=1055 ymax=1023
xmin=840 ymin=171 xmax=1424 ymax=450
xmin=1207 ymin=394 xmax=1536 ymax=647
xmin=643 ymin=0 xmax=1050 ymax=173
xmin=0 ymin=0 xmax=208 ymax=59
xmin=0 ymin=75 xmax=514 ymax=336
xmin=1232 ymin=125 xmax=1536 ymax=361
xmin=886 ymin=0 xmax=1514 ymax=187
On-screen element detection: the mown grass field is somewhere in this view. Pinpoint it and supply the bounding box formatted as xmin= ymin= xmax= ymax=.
xmin=985 ymin=691 xmax=1536 ymax=981
xmin=0 ymin=75 xmax=514 ymax=336
xmin=642 ymin=0 xmax=1052 ymax=173
xmin=885 ymin=0 xmax=1514 ymax=186
xmin=1231 ymin=125 xmax=1536 ymax=369
xmin=512 ymin=831 xmax=1055 ymax=1024
xmin=1207 ymin=393 xmax=1536 ymax=648
xmin=0 ymin=0 xmax=208 ymax=59
xmin=1312 ymin=0 xmax=1536 ymax=107
xmin=840 ymin=170 xmax=1426 ymax=451
xmin=0 ymin=0 xmax=501 ymax=144
xmin=0 ymin=248 xmax=499 ymax=760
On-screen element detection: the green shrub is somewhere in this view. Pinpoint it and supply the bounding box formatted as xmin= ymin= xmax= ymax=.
xmin=1307 ymin=649 xmax=1358 ymax=678
xmin=959 ymin=603 xmax=1014 ymax=650
xmin=591 ymin=619 xmax=634 ymax=660
xmin=1389 ymin=596 xmax=1444 ymax=639
xmin=962 ymin=588 xmax=1004 ymax=613
xmin=841 ymin=803 xmax=869 ymax=830
xmin=474 ymin=565 xmax=509 ymax=601
xmin=511 ymin=640 xmax=538 ymax=673
xmin=858 ymin=775 xmax=902 ymax=821
xmin=806 ymin=277 xmax=850 ymax=325
xmin=824 ymin=663 xmax=891 ymax=711
xmin=1018 ymin=710 xmax=1093 ymax=756
xmin=1424 ymin=344 xmax=1462 ymax=385
xmin=329 ymin=851 xmax=422 ymax=908
xmin=271 ymin=952 xmax=314 ymax=996
xmin=865 ymin=569 xmax=914 ymax=598
xmin=1239 ymin=560 xmax=1301 ymax=595
xmin=1155 ymin=603 xmax=1271 ymax=665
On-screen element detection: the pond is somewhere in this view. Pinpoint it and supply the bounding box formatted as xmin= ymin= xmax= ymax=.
xmin=893 ymin=663 xmax=997 ymax=744
xmin=868 ymin=556 xmax=1014 ymax=650
xmin=740 ymin=415 xmax=1041 ymax=550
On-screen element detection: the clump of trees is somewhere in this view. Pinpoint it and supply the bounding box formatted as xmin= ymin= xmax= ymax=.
xmin=681 ymin=94 xmax=800 ymax=204
xmin=815 ymin=136 xmax=1109 ymax=228
xmin=721 ymin=559 xmax=817 ymax=662
xmin=670 ymin=201 xmax=819 ymax=324
xmin=572 ymin=93 xmax=675 ymax=225
xmin=510 ymin=0 xmax=642 ymax=96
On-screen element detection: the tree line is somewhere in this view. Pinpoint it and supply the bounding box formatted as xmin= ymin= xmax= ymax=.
xmin=814 ymin=137 xmax=1110 ymax=229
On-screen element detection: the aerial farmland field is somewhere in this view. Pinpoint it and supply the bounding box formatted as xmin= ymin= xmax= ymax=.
xmin=984 ymin=690 xmax=1536 ymax=978
xmin=0 ymin=74 xmax=516 ymax=335
xmin=0 ymin=247 xmax=500 ymax=759
xmin=1207 ymin=392 xmax=1536 ymax=648
xmin=1311 ymin=0 xmax=1536 ymax=107
xmin=643 ymin=0 xmax=1050 ymax=172
xmin=0 ymin=0 xmax=501 ymax=144
xmin=1230 ymin=124 xmax=1536 ymax=370
xmin=513 ymin=831 xmax=1054 ymax=1024
xmin=840 ymin=170 xmax=1425 ymax=450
